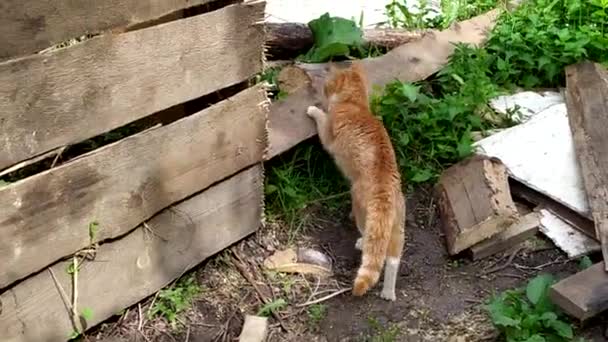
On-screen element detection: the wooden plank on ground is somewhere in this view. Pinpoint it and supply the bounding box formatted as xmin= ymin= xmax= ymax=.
xmin=550 ymin=262 xmax=608 ymax=321
xmin=436 ymin=155 xmax=519 ymax=255
xmin=0 ymin=164 xmax=264 ymax=342
xmin=0 ymin=0 xmax=218 ymax=60
xmin=564 ymin=61 xmax=608 ymax=271
xmin=0 ymin=2 xmax=265 ymax=172
xmin=266 ymin=9 xmax=500 ymax=158
xmin=470 ymin=211 xmax=540 ymax=260
xmin=0 ymin=85 xmax=267 ymax=290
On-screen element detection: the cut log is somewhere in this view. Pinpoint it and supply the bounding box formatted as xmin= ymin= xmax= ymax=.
xmin=436 ymin=154 xmax=519 ymax=255
xmin=550 ymin=262 xmax=608 ymax=321
xmin=470 ymin=211 xmax=541 ymax=260
xmin=565 ymin=61 xmax=608 ymax=271
xmin=267 ymin=9 xmax=500 ymax=159
xmin=264 ymin=22 xmax=423 ymax=59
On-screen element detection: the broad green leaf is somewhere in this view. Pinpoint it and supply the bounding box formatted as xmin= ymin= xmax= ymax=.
xmin=526 ymin=274 xmax=554 ymax=305
xmin=546 ymin=319 xmax=574 ymax=338
xmin=410 ymin=169 xmax=433 ymax=183
xmin=302 ymin=13 xmax=363 ymax=63
xmin=399 ymin=83 xmax=420 ymax=102
xmin=523 ymin=335 xmax=546 ymax=342
xmin=578 ymin=256 xmax=593 ymax=270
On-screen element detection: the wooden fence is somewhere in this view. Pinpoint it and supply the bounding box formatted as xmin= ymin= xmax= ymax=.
xmin=0 ymin=1 xmax=268 ymax=340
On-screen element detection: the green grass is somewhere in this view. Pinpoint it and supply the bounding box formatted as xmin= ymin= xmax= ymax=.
xmin=149 ymin=274 xmax=201 ymax=329
xmin=307 ymin=303 xmax=328 ymax=327
xmin=486 ymin=274 xmax=589 ymax=342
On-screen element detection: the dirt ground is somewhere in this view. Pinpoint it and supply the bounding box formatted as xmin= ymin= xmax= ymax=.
xmin=89 ymin=186 xmax=607 ymax=342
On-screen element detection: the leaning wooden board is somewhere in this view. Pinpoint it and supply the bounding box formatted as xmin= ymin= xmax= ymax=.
xmin=0 ymin=164 xmax=264 ymax=342
xmin=550 ymin=262 xmax=608 ymax=321
xmin=0 ymin=0 xmax=217 ymax=61
xmin=0 ymin=85 xmax=267 ymax=290
xmin=564 ymin=61 xmax=608 ymax=270
xmin=0 ymin=2 xmax=264 ymax=171
xmin=266 ymin=9 xmax=500 ymax=158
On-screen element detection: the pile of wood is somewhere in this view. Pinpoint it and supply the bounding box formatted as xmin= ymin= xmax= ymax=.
xmin=436 ymin=61 xmax=608 ymax=322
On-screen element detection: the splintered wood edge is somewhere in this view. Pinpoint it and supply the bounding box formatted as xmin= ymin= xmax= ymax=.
xmin=470 ymin=211 xmax=541 ymax=260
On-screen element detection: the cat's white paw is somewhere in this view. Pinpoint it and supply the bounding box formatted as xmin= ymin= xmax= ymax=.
xmin=355 ymin=238 xmax=362 ymax=250
xmin=306 ymin=105 xmax=321 ymax=118
xmin=380 ymin=289 xmax=397 ymax=301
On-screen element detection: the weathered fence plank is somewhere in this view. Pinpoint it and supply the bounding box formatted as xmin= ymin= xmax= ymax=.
xmin=0 ymin=0 xmax=217 ymax=60
xmin=0 ymin=164 xmax=264 ymax=342
xmin=0 ymin=2 xmax=265 ymax=171
xmin=0 ymin=85 xmax=267 ymax=290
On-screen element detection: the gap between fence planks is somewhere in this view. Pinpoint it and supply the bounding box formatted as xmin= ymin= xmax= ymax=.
xmin=0 ymin=84 xmax=267 ymax=290
xmin=0 ymin=2 xmax=265 ymax=172
xmin=266 ymin=8 xmax=501 ymax=159
xmin=0 ymin=0 xmax=218 ymax=61
xmin=0 ymin=164 xmax=264 ymax=342
xmin=565 ymin=61 xmax=608 ymax=271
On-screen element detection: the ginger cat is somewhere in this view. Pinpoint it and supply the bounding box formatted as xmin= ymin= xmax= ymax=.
xmin=306 ymin=62 xmax=406 ymax=301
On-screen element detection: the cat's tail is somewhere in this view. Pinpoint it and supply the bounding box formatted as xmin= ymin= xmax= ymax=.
xmin=352 ymin=195 xmax=394 ymax=296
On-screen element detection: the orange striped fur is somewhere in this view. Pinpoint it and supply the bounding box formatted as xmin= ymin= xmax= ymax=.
xmin=306 ymin=62 xmax=406 ymax=301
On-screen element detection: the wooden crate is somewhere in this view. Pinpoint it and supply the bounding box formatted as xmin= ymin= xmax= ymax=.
xmin=0 ymin=1 xmax=268 ymax=340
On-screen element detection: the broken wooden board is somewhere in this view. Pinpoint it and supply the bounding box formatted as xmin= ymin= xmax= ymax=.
xmin=565 ymin=61 xmax=608 ymax=270
xmin=267 ymin=9 xmax=501 ymax=158
xmin=474 ymin=102 xmax=591 ymax=220
xmin=0 ymin=165 xmax=264 ymax=341
xmin=436 ymin=155 xmax=519 ymax=255
xmin=550 ymin=262 xmax=608 ymax=321
xmin=470 ymin=211 xmax=540 ymax=260
xmin=539 ymin=209 xmax=600 ymax=259
xmin=0 ymin=0 xmax=218 ymax=61
xmin=0 ymin=2 xmax=265 ymax=172
xmin=0 ymin=85 xmax=267 ymax=289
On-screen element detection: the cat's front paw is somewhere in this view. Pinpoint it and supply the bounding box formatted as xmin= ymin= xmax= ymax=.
xmin=380 ymin=289 xmax=397 ymax=301
xmin=355 ymin=238 xmax=362 ymax=251
xmin=306 ymin=105 xmax=322 ymax=118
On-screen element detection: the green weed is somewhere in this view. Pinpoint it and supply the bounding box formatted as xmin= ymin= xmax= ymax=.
xmin=265 ymin=142 xmax=349 ymax=222
xmin=256 ymin=67 xmax=287 ymax=100
xmin=577 ymin=256 xmax=593 ymax=270
xmin=364 ymin=316 xmax=401 ymax=342
xmin=484 ymin=0 xmax=608 ymax=89
xmin=307 ymin=303 xmax=327 ymax=326
xmin=257 ymin=298 xmax=288 ymax=317
xmin=486 ymin=274 xmax=587 ymax=342
xmin=149 ymin=274 xmax=201 ymax=329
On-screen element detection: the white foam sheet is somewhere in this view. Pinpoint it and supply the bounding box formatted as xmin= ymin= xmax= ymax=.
xmin=475 ymin=102 xmax=591 ymax=218
xmin=539 ymin=210 xmax=599 ymax=259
